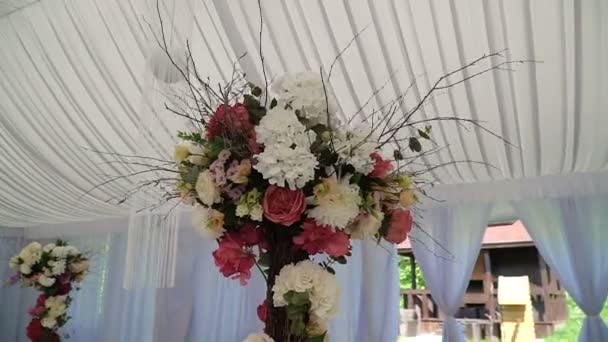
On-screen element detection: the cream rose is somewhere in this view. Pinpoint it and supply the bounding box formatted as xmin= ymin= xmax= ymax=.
xmin=191 ymin=206 xmax=225 ymax=240
xmin=195 ymin=170 xmax=221 ymax=206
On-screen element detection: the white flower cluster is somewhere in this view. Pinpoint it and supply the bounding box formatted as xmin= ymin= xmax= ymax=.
xmin=332 ymin=127 xmax=378 ymax=175
xmin=308 ymin=175 xmax=362 ymax=229
xmin=174 ymin=140 xmax=206 ymax=164
xmin=9 ymin=241 xmax=89 ymax=286
xmin=254 ymin=106 xmax=319 ymax=190
xmin=10 ymin=242 xmax=42 ymax=275
xmin=243 ymin=333 xmax=274 ymax=342
xmin=272 ymin=71 xmax=340 ymax=128
xmin=41 ymin=295 xmax=68 ymax=328
xmin=272 ymin=260 xmax=340 ymax=323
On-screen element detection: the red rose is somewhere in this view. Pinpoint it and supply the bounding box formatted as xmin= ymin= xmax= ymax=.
xmin=257 ymin=299 xmax=267 ymax=323
xmin=263 ymin=186 xmax=306 ymax=226
xmin=385 ymin=209 xmax=413 ymax=244
xmin=293 ymin=220 xmax=350 ymax=258
xmin=369 ymin=152 xmax=393 ymax=178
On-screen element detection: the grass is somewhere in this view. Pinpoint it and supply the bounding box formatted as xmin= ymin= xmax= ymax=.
xmin=544 ymin=296 xmax=608 ymax=342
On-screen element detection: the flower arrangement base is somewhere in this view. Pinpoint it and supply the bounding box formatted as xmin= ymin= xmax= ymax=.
xmin=265 ymin=226 xmax=309 ymax=341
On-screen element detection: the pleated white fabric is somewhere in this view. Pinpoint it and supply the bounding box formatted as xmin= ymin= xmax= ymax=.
xmin=1 ymin=0 xmax=608 ymax=227
xmin=410 ymin=204 xmax=492 ymax=342
xmin=513 ymin=194 xmax=608 ymax=342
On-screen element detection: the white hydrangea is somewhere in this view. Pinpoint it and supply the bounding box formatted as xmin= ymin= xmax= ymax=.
xmin=19 ymin=242 xmax=42 ymax=266
xmin=20 ymin=263 xmax=32 ymax=275
xmin=243 ymin=333 xmax=274 ymax=342
xmin=38 ymin=274 xmax=56 ymax=287
xmin=9 ymin=256 xmax=20 ymax=270
xmin=51 ymin=246 xmax=70 ymax=259
xmin=43 ymin=243 xmax=56 ymax=253
xmin=272 ymin=260 xmax=340 ymax=322
xmin=256 ymin=106 xmax=314 ymax=148
xmin=49 ymin=260 xmax=66 ymax=276
xmin=272 ymin=72 xmax=340 ymax=128
xmin=45 ymin=295 xmax=67 ymax=318
xmin=307 ymin=175 xmax=361 ymax=229
xmin=332 ymin=127 xmax=378 ymax=175
xmin=191 ymin=205 xmax=225 ymax=240
xmin=65 ymin=245 xmax=79 ymax=256
xmin=254 ymin=144 xmax=318 ymax=190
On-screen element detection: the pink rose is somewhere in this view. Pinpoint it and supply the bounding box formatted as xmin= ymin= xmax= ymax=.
xmin=263 ymin=186 xmax=306 ymax=226
xmin=385 ymin=209 xmax=413 ymax=244
xmin=369 ymin=152 xmax=393 ymax=178
xmin=293 ymin=220 xmax=350 ymax=258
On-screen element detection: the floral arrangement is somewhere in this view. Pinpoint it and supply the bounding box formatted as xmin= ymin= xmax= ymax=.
xmin=170 ymin=71 xmax=417 ymax=341
xmin=93 ymin=8 xmax=526 ymax=340
xmin=8 ymin=240 xmax=90 ymax=342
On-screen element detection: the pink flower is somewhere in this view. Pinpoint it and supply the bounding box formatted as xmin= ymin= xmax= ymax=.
xmin=257 ymin=299 xmax=267 ymax=323
xmin=293 ymin=220 xmax=350 ymax=258
xmin=28 ymin=295 xmax=46 ymax=317
xmin=227 ymin=159 xmax=252 ymax=184
xmin=369 ymin=152 xmax=393 ymax=178
xmin=206 ymin=104 xmax=260 ymax=154
xmin=384 ymin=209 xmax=413 ymax=244
xmin=212 ymin=224 xmax=266 ymax=285
xmin=263 ymin=186 xmax=306 ymax=226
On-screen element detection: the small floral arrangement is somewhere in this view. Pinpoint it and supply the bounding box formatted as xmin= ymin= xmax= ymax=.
xmin=8 ymin=240 xmax=90 ymax=342
xmin=170 ymin=71 xmax=417 ymax=341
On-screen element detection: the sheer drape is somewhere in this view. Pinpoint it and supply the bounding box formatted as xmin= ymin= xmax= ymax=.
xmin=410 ymin=204 xmax=491 ymax=342
xmin=513 ymin=194 xmax=608 ymax=342
xmin=0 ymin=229 xmax=28 ymax=342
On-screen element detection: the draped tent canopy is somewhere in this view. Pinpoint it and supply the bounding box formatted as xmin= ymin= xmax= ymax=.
xmin=1 ymin=0 xmax=607 ymax=228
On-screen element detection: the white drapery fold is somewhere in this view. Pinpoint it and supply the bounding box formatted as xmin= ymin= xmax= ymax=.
xmin=513 ymin=194 xmax=608 ymax=342
xmin=411 ymin=204 xmax=492 ymax=342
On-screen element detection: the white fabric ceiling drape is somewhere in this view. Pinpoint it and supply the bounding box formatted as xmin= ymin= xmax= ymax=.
xmin=1 ymin=0 xmax=608 ymax=227
xmin=513 ymin=194 xmax=608 ymax=342
xmin=410 ymin=204 xmax=491 ymax=342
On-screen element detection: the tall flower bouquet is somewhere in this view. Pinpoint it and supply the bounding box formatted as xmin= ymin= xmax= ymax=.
xmin=8 ymin=241 xmax=90 ymax=342
xmin=91 ymin=4 xmax=529 ymax=340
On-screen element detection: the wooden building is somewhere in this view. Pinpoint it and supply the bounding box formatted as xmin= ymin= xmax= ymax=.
xmin=398 ymin=221 xmax=568 ymax=339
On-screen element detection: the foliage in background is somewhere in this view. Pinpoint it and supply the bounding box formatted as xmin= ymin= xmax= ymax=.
xmin=545 ymin=295 xmax=608 ymax=342
xmin=398 ymin=255 xmax=425 ymax=289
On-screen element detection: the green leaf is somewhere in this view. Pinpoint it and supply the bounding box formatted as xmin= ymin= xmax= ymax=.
xmin=332 ymin=256 xmax=347 ymax=264
xmin=258 ymin=253 xmax=270 ymax=267
xmin=243 ymin=94 xmax=261 ymax=108
xmin=418 ymin=129 xmax=431 ymax=140
xmin=408 ymin=137 xmax=422 ymax=152
xmin=284 ymin=291 xmax=310 ymax=306
xmin=305 ymin=333 xmax=327 ymax=342
xmin=393 ymin=149 xmax=404 ymax=161
xmin=270 ymin=98 xmax=278 ymax=109
xmin=325 ymin=266 xmax=335 ymax=275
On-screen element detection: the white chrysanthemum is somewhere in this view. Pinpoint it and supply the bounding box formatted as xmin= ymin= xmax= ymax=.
xmin=19 ymin=242 xmax=42 ymax=265
xmin=41 ymin=317 xmax=58 ymax=329
xmin=254 ymin=144 xmax=318 ymax=190
xmin=272 ymin=260 xmax=339 ymax=322
xmin=272 ymin=72 xmax=340 ymax=127
xmin=332 ymin=127 xmax=378 ymax=175
xmin=256 ymin=106 xmax=314 ymax=147
xmin=195 ymin=170 xmax=221 ymax=206
xmin=346 ymin=210 xmax=384 ymax=240
xmin=308 ymin=175 xmax=361 ymax=229
xmin=38 ymin=274 xmax=56 ymax=287
xmin=49 ymin=260 xmax=66 ymax=276
xmin=65 ymin=245 xmax=79 ymax=256
xmin=243 ymin=333 xmax=274 ymax=342
xmin=191 ymin=206 xmax=225 ymax=240
xmin=45 ymin=295 xmax=67 ymax=318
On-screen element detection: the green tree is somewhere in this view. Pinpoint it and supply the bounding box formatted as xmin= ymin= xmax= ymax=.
xmin=398 ymin=255 xmax=426 ymax=289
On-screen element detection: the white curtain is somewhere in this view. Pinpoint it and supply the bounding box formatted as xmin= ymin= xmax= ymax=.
xmin=411 ymin=204 xmax=491 ymax=342
xmin=0 ymin=229 xmax=28 ymax=342
xmin=513 ymin=194 xmax=608 ymax=342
